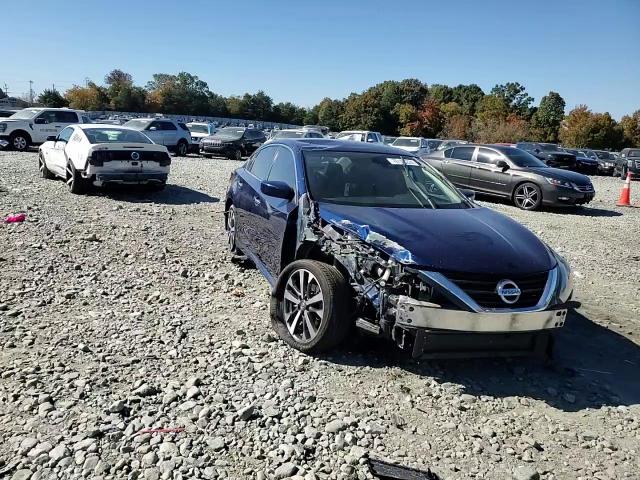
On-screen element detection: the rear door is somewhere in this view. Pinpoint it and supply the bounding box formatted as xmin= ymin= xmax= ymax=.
xmin=469 ymin=147 xmax=511 ymax=196
xmin=160 ymin=121 xmax=178 ymax=148
xmin=443 ymin=146 xmax=475 ymax=187
xmin=234 ymin=146 xmax=277 ymax=260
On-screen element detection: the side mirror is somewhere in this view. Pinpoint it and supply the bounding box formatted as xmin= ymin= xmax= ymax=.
xmin=148 ymin=126 xmax=157 ymax=131
xmin=496 ymin=160 xmax=510 ymax=171
xmin=459 ymin=188 xmax=476 ymax=201
xmin=34 ymin=118 xmax=48 ymax=125
xmin=534 ymin=148 xmax=541 ymax=154
xmin=260 ymin=180 xmax=294 ymax=201
xmin=46 ymin=136 xmax=57 ymax=142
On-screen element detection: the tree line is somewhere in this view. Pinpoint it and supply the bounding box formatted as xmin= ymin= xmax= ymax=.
xmin=34 ymin=70 xmax=640 ymax=150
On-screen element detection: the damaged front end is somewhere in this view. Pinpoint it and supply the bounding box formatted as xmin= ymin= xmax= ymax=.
xmin=289 ymin=196 xmax=573 ymax=359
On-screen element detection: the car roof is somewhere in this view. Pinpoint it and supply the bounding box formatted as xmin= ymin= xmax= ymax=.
xmin=268 ymin=138 xmax=414 ymax=156
xmin=76 ymin=124 xmax=140 ymax=131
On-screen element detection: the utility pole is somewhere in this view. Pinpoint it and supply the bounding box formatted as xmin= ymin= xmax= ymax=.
xmin=29 ymin=80 xmax=34 ymax=104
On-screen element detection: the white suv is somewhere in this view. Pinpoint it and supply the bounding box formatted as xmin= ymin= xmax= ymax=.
xmin=124 ymin=118 xmax=192 ymax=156
xmin=0 ymin=108 xmax=91 ymax=151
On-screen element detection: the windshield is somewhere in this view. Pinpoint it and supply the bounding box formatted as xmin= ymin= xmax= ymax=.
xmin=502 ymin=147 xmax=549 ymax=168
xmin=303 ymin=151 xmax=469 ymax=209
xmin=628 ymin=149 xmax=640 ymax=158
xmin=9 ymin=109 xmax=41 ymax=120
xmin=83 ymin=128 xmax=152 ymax=144
xmin=337 ymin=132 xmax=364 ymax=142
xmin=187 ymin=124 xmax=209 ymax=134
xmin=427 ymin=140 xmax=442 ymax=149
xmin=273 ymin=130 xmax=305 ymax=139
xmin=213 ymin=127 xmax=245 ymax=140
xmin=595 ymin=151 xmax=613 ymax=159
xmin=538 ymin=143 xmax=560 ymax=151
xmin=393 ymin=138 xmax=420 ymax=147
xmin=123 ymin=119 xmax=150 ymax=130
xmin=583 ymin=150 xmax=598 ymax=160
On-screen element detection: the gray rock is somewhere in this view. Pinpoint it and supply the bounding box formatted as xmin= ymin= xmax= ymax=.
xmin=274 ymin=462 xmax=298 ymax=479
xmin=109 ymin=399 xmax=126 ymax=413
xmin=49 ymin=444 xmax=70 ymax=463
xmin=11 ymin=470 xmax=33 ymax=480
xmin=325 ymin=419 xmax=346 ymax=434
xmin=513 ymin=465 xmax=540 ymax=480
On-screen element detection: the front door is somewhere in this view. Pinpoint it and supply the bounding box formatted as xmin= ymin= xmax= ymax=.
xmin=469 ymin=147 xmax=511 ymax=196
xmin=144 ymin=121 xmax=164 ymax=145
xmin=48 ymin=126 xmax=75 ymax=175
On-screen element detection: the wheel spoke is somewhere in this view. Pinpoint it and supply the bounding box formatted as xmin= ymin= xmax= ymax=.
xmin=303 ymin=311 xmax=317 ymax=340
xmin=306 ymin=292 xmax=323 ymax=306
xmin=286 ymin=310 xmax=302 ymax=336
xmin=284 ymin=289 xmax=300 ymax=305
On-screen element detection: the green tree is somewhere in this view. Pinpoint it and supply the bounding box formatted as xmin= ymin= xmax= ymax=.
xmin=37 ymin=88 xmax=69 ymax=108
xmin=146 ymin=72 xmax=212 ymax=115
xmin=490 ymin=82 xmax=534 ymax=117
xmin=475 ymin=95 xmax=509 ymax=123
xmin=531 ymin=91 xmax=565 ymax=142
xmin=429 ymin=84 xmax=454 ymax=104
xmin=451 ymin=84 xmax=484 ymax=115
xmin=316 ymin=98 xmax=344 ymax=131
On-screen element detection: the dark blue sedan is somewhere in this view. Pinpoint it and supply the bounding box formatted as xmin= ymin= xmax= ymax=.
xmin=225 ymin=139 xmax=574 ymax=358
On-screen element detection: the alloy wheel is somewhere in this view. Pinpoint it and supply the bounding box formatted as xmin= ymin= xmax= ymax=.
xmin=283 ymin=269 xmax=325 ymax=343
xmin=38 ymin=156 xmax=45 ymax=176
xmin=514 ymin=184 xmax=540 ymax=210
xmin=13 ymin=136 xmax=27 ymax=151
xmin=66 ymin=164 xmax=75 ymax=190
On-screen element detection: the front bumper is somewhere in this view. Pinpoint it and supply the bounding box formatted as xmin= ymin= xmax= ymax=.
xmin=200 ymin=144 xmax=236 ymax=156
xmin=396 ymin=295 xmax=567 ymax=332
xmin=0 ymin=135 xmax=10 ymax=148
xmin=542 ymin=186 xmax=595 ymax=206
xmin=93 ymin=172 xmax=168 ymax=185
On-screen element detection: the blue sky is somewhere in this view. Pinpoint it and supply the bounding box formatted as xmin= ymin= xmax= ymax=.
xmin=4 ymin=0 xmax=639 ymax=118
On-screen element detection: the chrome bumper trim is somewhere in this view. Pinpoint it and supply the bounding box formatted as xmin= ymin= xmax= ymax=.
xmin=396 ymin=295 xmax=567 ymax=333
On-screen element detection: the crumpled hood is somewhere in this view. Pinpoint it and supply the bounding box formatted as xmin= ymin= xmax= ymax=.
xmin=319 ymin=203 xmax=556 ymax=275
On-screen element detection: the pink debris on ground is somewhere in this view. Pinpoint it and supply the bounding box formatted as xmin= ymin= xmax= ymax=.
xmin=4 ymin=213 xmax=26 ymax=223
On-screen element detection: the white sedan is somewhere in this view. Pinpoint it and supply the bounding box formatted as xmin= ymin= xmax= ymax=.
xmin=38 ymin=124 xmax=171 ymax=194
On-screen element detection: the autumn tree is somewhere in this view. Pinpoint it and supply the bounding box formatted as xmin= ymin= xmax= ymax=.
xmin=64 ymin=82 xmax=109 ymax=110
xmin=559 ymin=106 xmax=624 ymax=149
xmin=620 ymin=110 xmax=640 ymax=147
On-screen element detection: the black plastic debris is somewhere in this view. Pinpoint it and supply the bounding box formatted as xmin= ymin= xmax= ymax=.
xmin=369 ymin=458 xmax=441 ymax=480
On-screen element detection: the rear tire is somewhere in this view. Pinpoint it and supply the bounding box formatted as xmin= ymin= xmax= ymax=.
xmin=66 ymin=162 xmax=87 ymax=195
xmin=271 ymin=260 xmax=351 ymax=354
xmin=513 ymin=182 xmax=542 ymax=211
xmin=38 ymin=153 xmax=55 ymax=179
xmin=620 ymin=166 xmax=628 ymax=180
xmin=176 ymin=140 xmax=188 ymax=157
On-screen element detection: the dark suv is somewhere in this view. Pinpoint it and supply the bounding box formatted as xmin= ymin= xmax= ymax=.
xmin=200 ymin=127 xmax=266 ymax=160
xmin=424 ymin=144 xmax=595 ymax=210
xmin=615 ymin=148 xmax=640 ymax=179
xmin=224 ymin=139 xmax=574 ymax=358
xmin=516 ymin=142 xmax=577 ymax=170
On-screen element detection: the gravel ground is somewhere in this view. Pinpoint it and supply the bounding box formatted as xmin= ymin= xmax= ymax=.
xmin=1 ymin=150 xmax=639 ymax=480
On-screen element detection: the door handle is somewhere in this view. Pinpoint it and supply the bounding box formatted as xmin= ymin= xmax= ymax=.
xmin=253 ymin=196 xmax=261 ymax=206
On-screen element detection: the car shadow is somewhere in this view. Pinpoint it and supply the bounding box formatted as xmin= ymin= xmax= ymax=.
xmin=321 ymin=309 xmax=640 ymax=412
xmin=474 ymin=195 xmax=623 ymax=217
xmin=92 ymin=184 xmax=219 ymax=205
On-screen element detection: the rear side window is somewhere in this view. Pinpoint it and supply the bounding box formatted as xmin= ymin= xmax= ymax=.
xmin=249 ymin=147 xmax=276 ymax=179
xmin=267 ymin=147 xmax=296 ymax=191
xmin=53 ymin=111 xmax=79 ymax=123
xmin=452 ymin=146 xmax=475 ymax=161
xmin=444 ymin=148 xmax=454 ymax=158
xmin=160 ymin=121 xmax=177 ymax=131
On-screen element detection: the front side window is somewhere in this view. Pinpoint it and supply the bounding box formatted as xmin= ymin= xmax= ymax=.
xmin=249 ymin=147 xmax=276 ymax=179
xmin=58 ymin=127 xmax=74 ymax=142
xmin=476 ymin=148 xmax=501 ymax=164
xmin=366 ymin=133 xmax=377 ymax=143
xmin=303 ymin=151 xmax=468 ymax=209
xmin=160 ymin=121 xmax=177 ymax=131
xmin=267 ymin=147 xmax=296 ymax=190
xmin=337 ymin=132 xmax=364 ymax=142
xmin=498 ymin=147 xmax=548 ymax=168
xmin=452 ymin=146 xmax=475 ymax=161
xmin=53 ymin=111 xmax=79 ymax=123
xmin=214 ymin=127 xmax=245 ymax=140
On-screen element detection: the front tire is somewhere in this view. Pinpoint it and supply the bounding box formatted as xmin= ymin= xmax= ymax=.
xmin=620 ymin=166 xmax=628 ymax=180
xmin=226 ymin=204 xmax=240 ymax=254
xmin=10 ymin=132 xmax=30 ymax=152
xmin=271 ymin=260 xmax=351 ymax=354
xmin=229 ymin=148 xmax=242 ymax=161
xmin=38 ymin=153 xmax=54 ymax=179
xmin=66 ymin=162 xmax=87 ymax=195
xmin=513 ymin=182 xmax=542 ymax=211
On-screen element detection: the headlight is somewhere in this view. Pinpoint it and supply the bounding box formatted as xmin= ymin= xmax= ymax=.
xmin=0 ymin=123 xmax=6 ymax=133
xmin=545 ymin=177 xmax=572 ymax=188
xmin=628 ymin=160 xmax=633 ymax=167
